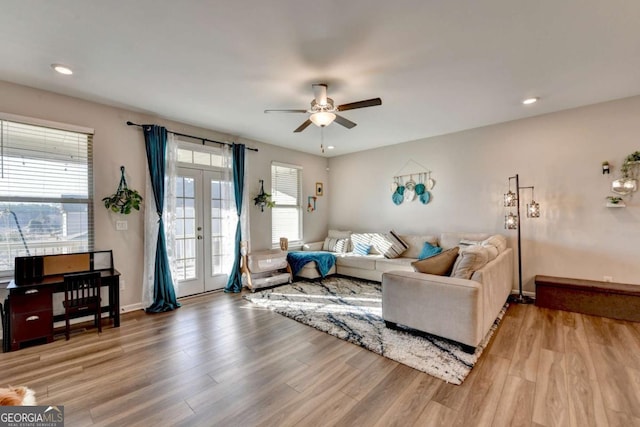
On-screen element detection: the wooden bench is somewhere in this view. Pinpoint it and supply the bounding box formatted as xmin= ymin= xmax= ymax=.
xmin=535 ymin=275 xmax=640 ymax=322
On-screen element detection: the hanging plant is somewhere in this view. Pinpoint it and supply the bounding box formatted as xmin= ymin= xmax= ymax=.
xmin=253 ymin=179 xmax=275 ymax=212
xmin=102 ymin=166 xmax=143 ymax=214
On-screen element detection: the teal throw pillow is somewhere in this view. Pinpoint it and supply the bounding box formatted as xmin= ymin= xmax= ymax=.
xmin=418 ymin=242 xmax=442 ymax=260
xmin=353 ymin=242 xmax=372 ymax=255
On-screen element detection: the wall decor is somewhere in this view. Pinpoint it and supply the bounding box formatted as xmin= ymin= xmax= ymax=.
xmin=102 ymin=166 xmax=143 ymax=214
xmin=316 ymin=182 xmax=324 ymax=197
xmin=253 ymin=179 xmax=275 ymax=212
xmin=307 ymin=196 xmax=317 ymax=212
xmin=391 ymin=159 xmax=435 ymax=205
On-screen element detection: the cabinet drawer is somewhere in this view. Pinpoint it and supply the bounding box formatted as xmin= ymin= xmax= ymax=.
xmin=11 ymin=309 xmax=53 ymax=343
xmin=11 ymin=288 xmax=52 ymax=313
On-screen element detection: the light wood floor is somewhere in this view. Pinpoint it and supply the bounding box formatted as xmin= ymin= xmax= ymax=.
xmin=2 ymin=290 xmax=640 ymax=427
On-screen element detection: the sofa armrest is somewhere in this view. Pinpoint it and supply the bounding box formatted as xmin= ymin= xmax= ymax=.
xmin=302 ymin=241 xmax=324 ymax=251
xmin=382 ymin=271 xmax=483 ymax=347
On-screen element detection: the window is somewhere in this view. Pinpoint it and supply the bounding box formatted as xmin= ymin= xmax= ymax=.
xmin=271 ymin=162 xmax=302 ymax=247
xmin=0 ymin=114 xmax=93 ymax=275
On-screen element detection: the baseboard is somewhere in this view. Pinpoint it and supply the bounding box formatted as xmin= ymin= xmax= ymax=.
xmin=121 ymin=302 xmax=144 ymax=313
xmin=510 ymin=290 xmax=536 ymax=298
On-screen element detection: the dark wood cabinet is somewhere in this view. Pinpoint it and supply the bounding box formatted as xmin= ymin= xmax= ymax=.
xmin=10 ymin=286 xmax=53 ymax=351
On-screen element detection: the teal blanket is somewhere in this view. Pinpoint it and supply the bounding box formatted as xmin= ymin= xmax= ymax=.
xmin=287 ymin=251 xmax=336 ymax=278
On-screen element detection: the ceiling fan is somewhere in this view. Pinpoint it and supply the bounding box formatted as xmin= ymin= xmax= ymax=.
xmin=264 ymin=84 xmax=382 ymax=133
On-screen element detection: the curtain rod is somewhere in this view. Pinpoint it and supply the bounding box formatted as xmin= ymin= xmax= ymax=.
xmin=126 ymin=121 xmax=258 ymax=152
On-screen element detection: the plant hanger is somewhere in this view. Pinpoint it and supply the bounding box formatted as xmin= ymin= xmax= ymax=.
xmin=102 ymin=166 xmax=143 ymax=214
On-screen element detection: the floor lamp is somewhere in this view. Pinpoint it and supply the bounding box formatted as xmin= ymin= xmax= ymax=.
xmin=504 ymin=174 xmax=539 ymax=304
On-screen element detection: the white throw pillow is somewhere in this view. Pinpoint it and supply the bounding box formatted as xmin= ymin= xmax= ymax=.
xmin=450 ymin=245 xmax=490 ymax=279
xmin=322 ymin=237 xmax=348 ymax=253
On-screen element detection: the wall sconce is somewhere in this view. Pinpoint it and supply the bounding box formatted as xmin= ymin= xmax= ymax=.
xmin=503 ymin=174 xmax=541 ymax=304
xmin=602 ymin=161 xmax=610 ymax=174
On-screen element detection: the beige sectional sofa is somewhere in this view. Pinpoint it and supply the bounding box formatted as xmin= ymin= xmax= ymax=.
xmin=300 ymin=230 xmax=514 ymax=351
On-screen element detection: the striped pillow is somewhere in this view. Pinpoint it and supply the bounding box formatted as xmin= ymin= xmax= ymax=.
xmin=370 ymin=230 xmax=408 ymax=259
xmin=322 ymin=237 xmax=348 ymax=253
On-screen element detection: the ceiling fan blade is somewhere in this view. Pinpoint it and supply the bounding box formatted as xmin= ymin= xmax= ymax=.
xmin=294 ymin=119 xmax=313 ymax=133
xmin=264 ymin=109 xmax=308 ymax=113
xmin=334 ymin=114 xmax=357 ymax=129
xmin=312 ymin=83 xmax=328 ymax=106
xmin=337 ymin=98 xmax=382 ymax=111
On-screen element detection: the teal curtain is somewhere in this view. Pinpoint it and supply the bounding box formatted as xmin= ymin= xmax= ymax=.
xmin=143 ymin=125 xmax=180 ymax=312
xmin=225 ymin=143 xmax=245 ymax=293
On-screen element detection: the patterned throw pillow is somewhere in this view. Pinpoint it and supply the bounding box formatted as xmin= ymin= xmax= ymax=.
xmin=418 ymin=241 xmax=443 ymax=260
xmin=353 ymin=242 xmax=372 ymax=255
xmin=369 ymin=230 xmax=408 ymax=259
xmin=411 ymin=247 xmax=460 ymax=276
xmin=322 ymin=237 xmax=348 ymax=253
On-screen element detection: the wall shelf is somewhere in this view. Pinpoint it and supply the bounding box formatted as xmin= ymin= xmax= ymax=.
xmin=606 ymin=202 xmax=626 ymax=208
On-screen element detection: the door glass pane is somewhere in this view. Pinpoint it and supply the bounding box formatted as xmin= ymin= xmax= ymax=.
xmin=175 ymin=175 xmax=197 ymax=281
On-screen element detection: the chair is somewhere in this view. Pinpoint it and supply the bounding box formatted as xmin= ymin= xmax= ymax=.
xmin=63 ymin=272 xmax=102 ymax=340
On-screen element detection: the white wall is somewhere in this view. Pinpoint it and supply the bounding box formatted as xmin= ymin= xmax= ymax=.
xmin=0 ymin=80 xmax=328 ymax=312
xmin=328 ymin=96 xmax=640 ymax=292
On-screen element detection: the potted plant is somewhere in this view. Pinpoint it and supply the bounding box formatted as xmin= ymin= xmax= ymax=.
xmin=102 ymin=166 xmax=143 ymax=214
xmin=606 ymin=196 xmax=623 ymax=205
xmin=253 ymin=179 xmax=275 ymax=212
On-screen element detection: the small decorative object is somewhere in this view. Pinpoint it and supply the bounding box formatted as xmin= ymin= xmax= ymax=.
xmin=279 ymin=237 xmax=288 ymax=251
xmin=606 ymin=196 xmax=623 ymax=204
xmin=307 ymin=196 xmax=317 ymax=212
xmin=253 ymin=179 xmax=275 ymax=212
xmin=602 ymin=161 xmax=610 ymax=174
xmin=102 ymin=166 xmax=143 ymax=214
xmin=316 ymin=182 xmax=324 ymax=197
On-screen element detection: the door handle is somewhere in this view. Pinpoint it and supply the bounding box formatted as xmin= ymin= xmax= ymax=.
xmin=197 ymin=226 xmax=202 ymax=231
xmin=197 ymin=235 xmax=203 ymax=240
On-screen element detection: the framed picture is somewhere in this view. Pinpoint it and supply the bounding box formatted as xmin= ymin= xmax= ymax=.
xmin=316 ymin=182 xmax=324 ymax=197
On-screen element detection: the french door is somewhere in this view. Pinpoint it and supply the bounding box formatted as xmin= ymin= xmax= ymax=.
xmin=175 ymin=167 xmax=229 ymax=297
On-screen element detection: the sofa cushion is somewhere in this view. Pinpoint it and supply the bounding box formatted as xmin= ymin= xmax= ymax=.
xmin=439 ymin=232 xmax=491 ymax=250
xmin=400 ymin=234 xmax=439 ymax=259
xmin=481 ymin=234 xmax=507 ymax=254
xmin=418 ymin=242 xmax=443 ymax=260
xmin=375 ymin=257 xmax=415 ymax=273
xmin=411 ymin=247 xmax=459 ymax=276
xmin=337 ymin=254 xmax=380 ymax=270
xmin=451 ymin=245 xmax=490 ymax=280
xmin=328 ymin=229 xmax=352 ymax=239
xmin=322 ymin=237 xmax=349 ymax=253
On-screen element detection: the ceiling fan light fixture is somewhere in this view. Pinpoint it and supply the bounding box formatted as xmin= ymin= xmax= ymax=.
xmin=310 ymin=112 xmax=336 ymax=127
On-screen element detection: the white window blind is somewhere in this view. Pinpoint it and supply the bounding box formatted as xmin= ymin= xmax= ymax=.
xmin=0 ymin=117 xmax=93 ymax=274
xmin=271 ymin=163 xmax=302 ymax=247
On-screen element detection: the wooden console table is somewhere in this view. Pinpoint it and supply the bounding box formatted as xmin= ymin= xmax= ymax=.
xmin=3 ymin=251 xmax=120 ymax=352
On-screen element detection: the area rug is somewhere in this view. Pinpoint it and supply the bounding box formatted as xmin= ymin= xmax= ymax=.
xmin=244 ymin=276 xmax=506 ymax=385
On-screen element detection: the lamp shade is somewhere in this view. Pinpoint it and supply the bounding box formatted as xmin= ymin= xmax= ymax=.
xmin=505 ymin=212 xmax=518 ymax=229
xmin=310 ymin=112 xmax=336 ymax=127
xmin=527 ymin=200 xmax=540 ymax=218
xmin=504 ymin=190 xmax=517 ymax=207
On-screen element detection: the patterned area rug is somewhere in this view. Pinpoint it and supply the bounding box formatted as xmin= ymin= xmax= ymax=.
xmin=244 ymin=276 xmax=506 ymax=385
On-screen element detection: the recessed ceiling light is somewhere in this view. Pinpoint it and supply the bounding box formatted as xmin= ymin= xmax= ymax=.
xmin=522 ymin=97 xmax=539 ymax=105
xmin=51 ymin=64 xmax=73 ymax=75
xmin=327 ymin=146 xmax=335 ymax=150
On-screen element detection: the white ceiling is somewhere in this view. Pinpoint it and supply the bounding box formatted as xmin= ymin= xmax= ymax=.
xmin=1 ymin=1 xmax=639 ymax=157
